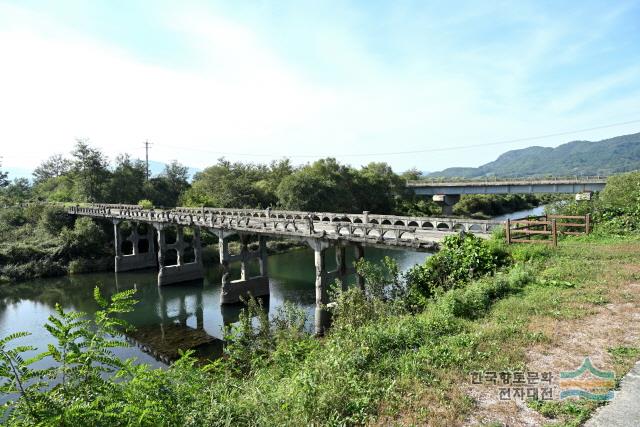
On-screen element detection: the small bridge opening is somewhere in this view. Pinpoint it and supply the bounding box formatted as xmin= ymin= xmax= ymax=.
xmin=122 ymin=240 xmax=134 ymax=255
xmin=182 ymin=246 xmax=196 ymax=263
xmin=164 ymin=227 xmax=178 ymax=245
xmin=164 ymin=249 xmax=178 ymax=266
xmin=137 ymin=239 xmax=150 ymax=254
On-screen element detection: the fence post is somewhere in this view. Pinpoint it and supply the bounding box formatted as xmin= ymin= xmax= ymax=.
xmin=585 ymin=214 xmax=591 ymax=234
xmin=505 ymin=219 xmax=511 ymax=244
xmin=551 ymin=219 xmax=558 ymax=247
xmin=544 ymin=214 xmax=548 ymax=232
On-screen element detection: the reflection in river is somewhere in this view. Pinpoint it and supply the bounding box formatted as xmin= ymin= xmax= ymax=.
xmin=0 ymin=247 xmax=429 ymax=367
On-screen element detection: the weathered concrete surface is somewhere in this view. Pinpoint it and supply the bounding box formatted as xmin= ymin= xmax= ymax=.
xmin=71 ymin=204 xmax=502 ymax=252
xmin=407 ymin=177 xmax=607 ymax=195
xmin=220 ymin=276 xmax=270 ymax=304
xmin=585 ymin=360 xmax=640 ymax=427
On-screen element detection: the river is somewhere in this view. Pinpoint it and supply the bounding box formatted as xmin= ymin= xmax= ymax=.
xmin=0 ymin=206 xmax=546 ymax=371
xmin=0 ymin=246 xmax=429 ymax=369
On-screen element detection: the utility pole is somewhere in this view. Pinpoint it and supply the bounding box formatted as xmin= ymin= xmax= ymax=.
xmin=143 ymin=140 xmax=152 ymax=181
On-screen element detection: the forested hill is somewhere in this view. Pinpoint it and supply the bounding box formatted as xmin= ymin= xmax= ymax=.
xmin=429 ymin=132 xmax=640 ymax=178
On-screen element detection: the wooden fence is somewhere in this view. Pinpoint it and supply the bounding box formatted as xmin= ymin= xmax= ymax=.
xmin=505 ymin=214 xmax=591 ymax=246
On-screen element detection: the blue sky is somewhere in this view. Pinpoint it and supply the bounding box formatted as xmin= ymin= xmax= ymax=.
xmin=1 ymin=0 xmax=640 ymax=176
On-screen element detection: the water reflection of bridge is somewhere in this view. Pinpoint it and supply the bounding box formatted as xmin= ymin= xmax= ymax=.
xmin=119 ymin=280 xmax=267 ymax=364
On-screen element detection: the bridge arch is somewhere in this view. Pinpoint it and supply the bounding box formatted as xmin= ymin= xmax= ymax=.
xmin=436 ymin=222 xmax=450 ymax=231
xmin=469 ymin=224 xmax=483 ymax=233
xmin=383 ymin=230 xmax=397 ymax=239
xmin=367 ymin=229 xmax=381 ymax=238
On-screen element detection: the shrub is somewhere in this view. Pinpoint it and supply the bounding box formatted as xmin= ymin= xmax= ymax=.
xmin=0 ymin=208 xmax=26 ymax=227
xmin=406 ymin=233 xmax=510 ymax=305
xmin=38 ymin=206 xmax=73 ymax=235
xmin=137 ymin=199 xmax=154 ymax=209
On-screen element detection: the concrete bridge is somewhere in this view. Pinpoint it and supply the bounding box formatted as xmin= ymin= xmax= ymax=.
xmin=407 ymin=176 xmax=607 ymax=214
xmin=69 ymin=203 xmax=502 ymax=334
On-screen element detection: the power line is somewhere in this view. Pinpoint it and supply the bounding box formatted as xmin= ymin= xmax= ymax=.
xmin=153 ymin=117 xmax=640 ymax=159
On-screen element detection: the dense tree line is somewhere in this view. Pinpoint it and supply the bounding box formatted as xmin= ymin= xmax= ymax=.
xmin=1 ymin=139 xmax=189 ymax=207
xmin=2 ymin=139 xmax=436 ymax=215
xmin=1 ymin=139 xmax=545 ymax=218
xmin=182 ymin=157 xmax=427 ymax=214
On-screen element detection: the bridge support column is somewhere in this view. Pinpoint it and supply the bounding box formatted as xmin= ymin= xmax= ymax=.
xmin=354 ymin=244 xmax=365 ymax=290
xmin=433 ymin=194 xmax=460 ymax=216
xmin=307 ymin=239 xmax=361 ymax=335
xmin=155 ymin=224 xmax=204 ymax=286
xmin=219 ymin=233 xmax=270 ymax=304
xmin=113 ymin=219 xmax=156 ymax=273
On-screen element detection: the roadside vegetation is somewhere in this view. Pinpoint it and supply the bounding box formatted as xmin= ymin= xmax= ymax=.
xmin=1 ymin=170 xmax=639 ymax=425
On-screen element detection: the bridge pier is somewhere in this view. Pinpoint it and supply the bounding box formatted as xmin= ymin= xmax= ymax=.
xmin=433 ymin=194 xmax=460 ymax=216
xmin=218 ymin=233 xmax=270 ymax=304
xmin=308 ymin=239 xmax=365 ymax=335
xmin=113 ymin=219 xmax=157 ymax=272
xmin=154 ymin=224 xmax=204 ymax=286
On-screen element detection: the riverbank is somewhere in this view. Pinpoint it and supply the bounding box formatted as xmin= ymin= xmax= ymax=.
xmin=3 ymin=228 xmax=639 ymax=425
xmin=0 ymin=205 xmax=310 ymax=283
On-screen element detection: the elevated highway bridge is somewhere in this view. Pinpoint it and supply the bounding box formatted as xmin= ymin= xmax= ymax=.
xmin=407 ymin=176 xmax=607 ymax=214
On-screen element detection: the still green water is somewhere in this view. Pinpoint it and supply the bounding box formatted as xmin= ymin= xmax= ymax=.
xmin=0 ymin=247 xmax=429 ymax=367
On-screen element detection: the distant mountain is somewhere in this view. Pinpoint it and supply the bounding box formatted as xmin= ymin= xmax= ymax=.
xmin=429 ymin=132 xmax=640 ymax=178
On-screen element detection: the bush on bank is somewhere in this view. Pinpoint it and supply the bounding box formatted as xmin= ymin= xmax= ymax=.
xmin=547 ymin=170 xmax=640 ymax=235
xmin=0 ymin=206 xmax=111 ymax=282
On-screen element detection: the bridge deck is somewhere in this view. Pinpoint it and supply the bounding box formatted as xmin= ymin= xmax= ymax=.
xmin=70 ymin=204 xmax=504 ymax=252
xmin=407 ymin=177 xmax=607 ymax=196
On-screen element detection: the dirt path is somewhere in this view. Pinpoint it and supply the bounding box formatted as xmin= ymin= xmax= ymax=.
xmin=465 ymin=282 xmax=640 ymax=426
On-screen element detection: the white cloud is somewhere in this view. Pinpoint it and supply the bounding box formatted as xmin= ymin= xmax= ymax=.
xmin=1 ymin=1 xmax=639 ymax=175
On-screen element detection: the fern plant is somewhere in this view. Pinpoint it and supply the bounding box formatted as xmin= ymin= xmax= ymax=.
xmin=0 ymin=285 xmax=137 ymax=423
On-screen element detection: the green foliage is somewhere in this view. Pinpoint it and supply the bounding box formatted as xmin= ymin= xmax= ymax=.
xmin=406 ymin=234 xmax=510 ymax=305
xmin=32 ymin=154 xmax=72 ymax=184
xmin=0 ymin=160 xmax=8 ymax=188
xmin=70 ymin=139 xmax=111 ymax=202
xmin=527 ymin=399 xmax=599 ymax=427
xmin=38 ymin=206 xmax=74 ymax=235
xmin=0 ymin=207 xmax=110 ymax=282
xmin=137 ymin=199 xmax=154 ymax=209
xmin=182 ymin=158 xmax=277 ymax=208
xmin=453 ymin=194 xmax=539 ymax=218
xmin=435 ymin=265 xmax=534 ymax=319
xmin=547 ymin=171 xmax=640 ymax=235
xmin=1 ymin=287 xmax=137 ymax=424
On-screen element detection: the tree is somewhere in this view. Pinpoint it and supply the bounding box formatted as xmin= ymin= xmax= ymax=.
xmin=353 ymin=162 xmax=405 ymax=213
xmin=108 ymin=154 xmax=146 ymax=204
xmin=182 ymin=158 xmax=270 ymax=208
xmin=0 ymin=160 xmax=8 ymax=188
xmin=276 ymin=158 xmax=357 ymax=212
xmin=3 ymin=178 xmax=32 ymax=203
xmin=32 ymin=154 xmax=72 ymax=184
xmin=70 ymin=139 xmax=110 ymax=202
xmin=146 ymin=160 xmax=190 ymax=207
